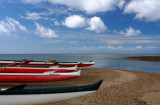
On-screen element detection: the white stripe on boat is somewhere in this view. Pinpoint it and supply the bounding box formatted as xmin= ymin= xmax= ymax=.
xmin=0 ymin=91 xmax=95 ymax=105
xmin=5 ymin=65 xmax=77 ymax=70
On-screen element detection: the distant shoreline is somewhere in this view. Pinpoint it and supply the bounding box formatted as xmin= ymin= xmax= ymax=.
xmin=124 ymin=56 xmax=160 ymax=62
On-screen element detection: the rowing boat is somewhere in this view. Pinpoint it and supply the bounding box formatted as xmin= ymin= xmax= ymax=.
xmin=0 ymin=66 xmax=77 ymax=73
xmin=0 ymin=80 xmax=102 ymax=105
xmin=0 ymin=70 xmax=81 ymax=83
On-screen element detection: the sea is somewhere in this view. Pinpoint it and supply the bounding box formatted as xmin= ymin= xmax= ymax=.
xmin=0 ymin=54 xmax=159 ymax=73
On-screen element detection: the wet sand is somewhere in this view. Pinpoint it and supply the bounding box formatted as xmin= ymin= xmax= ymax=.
xmin=0 ymin=67 xmax=160 ymax=105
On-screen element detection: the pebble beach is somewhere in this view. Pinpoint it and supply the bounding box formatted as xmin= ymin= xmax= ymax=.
xmin=0 ymin=67 xmax=159 ymax=105
xmin=52 ymin=67 xmax=160 ymax=105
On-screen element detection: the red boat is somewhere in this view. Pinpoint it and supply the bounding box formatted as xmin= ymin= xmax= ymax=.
xmin=0 ymin=66 xmax=77 ymax=73
xmin=21 ymin=61 xmax=95 ymax=67
xmin=0 ymin=60 xmax=95 ymax=67
xmin=0 ymin=70 xmax=81 ymax=83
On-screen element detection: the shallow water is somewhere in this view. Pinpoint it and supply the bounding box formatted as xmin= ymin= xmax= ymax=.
xmin=0 ymin=54 xmax=159 ymax=73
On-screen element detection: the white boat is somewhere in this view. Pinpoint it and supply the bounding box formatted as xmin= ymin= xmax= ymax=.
xmin=0 ymin=80 xmax=103 ymax=105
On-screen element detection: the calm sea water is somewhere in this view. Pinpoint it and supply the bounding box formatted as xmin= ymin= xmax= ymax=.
xmin=0 ymin=54 xmax=159 ymax=73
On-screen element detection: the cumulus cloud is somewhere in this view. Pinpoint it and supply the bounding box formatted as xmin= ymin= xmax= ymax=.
xmin=63 ymin=15 xmax=87 ymax=28
xmin=22 ymin=0 xmax=126 ymax=14
xmin=86 ymin=16 xmax=107 ymax=33
xmin=119 ymin=27 xmax=141 ymax=36
xmin=63 ymin=15 xmax=107 ymax=33
xmin=0 ymin=17 xmax=27 ymax=36
xmin=35 ymin=22 xmax=58 ymax=38
xmin=124 ymin=0 xmax=160 ymax=21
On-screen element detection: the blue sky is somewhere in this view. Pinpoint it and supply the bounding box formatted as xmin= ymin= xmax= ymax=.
xmin=0 ymin=0 xmax=160 ymax=54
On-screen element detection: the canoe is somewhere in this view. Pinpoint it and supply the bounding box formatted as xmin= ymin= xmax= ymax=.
xmin=0 ymin=70 xmax=81 ymax=83
xmin=0 ymin=80 xmax=103 ymax=105
xmin=0 ymin=66 xmax=77 ymax=73
xmin=0 ymin=59 xmax=95 ymax=67
xmin=27 ymin=60 xmax=95 ymax=67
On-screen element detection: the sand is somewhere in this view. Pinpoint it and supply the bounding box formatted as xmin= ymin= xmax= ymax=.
xmin=0 ymin=67 xmax=160 ymax=105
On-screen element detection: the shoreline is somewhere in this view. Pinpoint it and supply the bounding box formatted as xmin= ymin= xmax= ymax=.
xmin=0 ymin=67 xmax=160 ymax=105
xmin=124 ymin=56 xmax=160 ymax=62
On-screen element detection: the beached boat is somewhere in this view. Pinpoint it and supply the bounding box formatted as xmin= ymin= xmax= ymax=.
xmin=20 ymin=60 xmax=95 ymax=67
xmin=0 ymin=80 xmax=103 ymax=105
xmin=0 ymin=70 xmax=81 ymax=83
xmin=0 ymin=66 xmax=77 ymax=73
xmin=0 ymin=59 xmax=95 ymax=67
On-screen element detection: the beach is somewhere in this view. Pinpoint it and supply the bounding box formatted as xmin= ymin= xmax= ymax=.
xmin=0 ymin=67 xmax=160 ymax=105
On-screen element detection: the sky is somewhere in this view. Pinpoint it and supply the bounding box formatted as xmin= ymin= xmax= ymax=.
xmin=0 ymin=0 xmax=160 ymax=54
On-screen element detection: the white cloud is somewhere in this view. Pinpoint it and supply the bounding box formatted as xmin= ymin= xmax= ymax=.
xmin=135 ymin=46 xmax=142 ymax=49
xmin=22 ymin=12 xmax=47 ymax=20
xmin=119 ymin=27 xmax=141 ymax=36
xmin=53 ymin=20 xmax=60 ymax=26
xmin=63 ymin=15 xmax=87 ymax=28
xmin=51 ymin=0 xmax=126 ymax=14
xmin=22 ymin=0 xmax=44 ymax=4
xmin=35 ymin=22 xmax=58 ymax=38
xmin=63 ymin=15 xmax=107 ymax=33
xmin=22 ymin=0 xmax=126 ymax=14
xmin=86 ymin=16 xmax=107 ymax=33
xmin=0 ymin=17 xmax=27 ymax=36
xmin=54 ymin=45 xmax=156 ymax=53
xmin=22 ymin=11 xmax=52 ymax=20
xmin=124 ymin=0 xmax=160 ymax=21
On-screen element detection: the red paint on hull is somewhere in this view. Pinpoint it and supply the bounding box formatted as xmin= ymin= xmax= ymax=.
xmin=78 ymin=64 xmax=95 ymax=67
xmin=0 ymin=68 xmax=75 ymax=73
xmin=0 ymin=75 xmax=79 ymax=83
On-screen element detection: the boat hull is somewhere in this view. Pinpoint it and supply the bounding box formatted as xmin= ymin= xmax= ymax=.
xmin=0 ymin=67 xmax=75 ymax=73
xmin=0 ymin=80 xmax=102 ymax=105
xmin=0 ymin=75 xmax=79 ymax=83
xmin=0 ymin=91 xmax=95 ymax=105
xmin=20 ymin=62 xmax=94 ymax=67
xmin=0 ymin=70 xmax=81 ymax=83
xmin=0 ymin=60 xmax=95 ymax=67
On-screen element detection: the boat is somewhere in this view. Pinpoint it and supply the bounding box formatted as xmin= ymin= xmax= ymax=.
xmin=26 ymin=60 xmax=95 ymax=67
xmin=0 ymin=59 xmax=95 ymax=67
xmin=0 ymin=59 xmax=33 ymax=67
xmin=0 ymin=66 xmax=77 ymax=73
xmin=0 ymin=70 xmax=81 ymax=83
xmin=0 ymin=80 xmax=103 ymax=105
xmin=19 ymin=60 xmax=95 ymax=67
